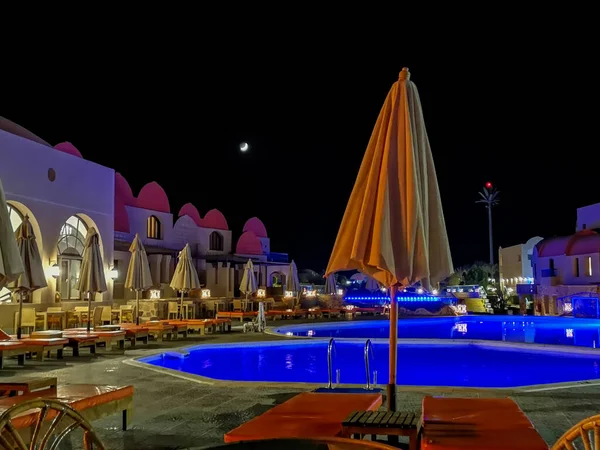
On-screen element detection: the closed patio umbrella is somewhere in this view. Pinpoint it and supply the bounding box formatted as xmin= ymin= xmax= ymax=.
xmin=0 ymin=178 xmax=23 ymax=289
xmin=170 ymin=243 xmax=200 ymax=320
xmin=124 ymin=233 xmax=153 ymax=325
xmin=325 ymin=68 xmax=453 ymax=410
xmin=76 ymin=227 xmax=107 ymax=332
xmin=240 ymin=259 xmax=257 ymax=300
xmin=324 ymin=274 xmax=337 ymax=295
xmin=13 ymin=215 xmax=47 ymax=338
xmin=286 ymin=260 xmax=300 ymax=295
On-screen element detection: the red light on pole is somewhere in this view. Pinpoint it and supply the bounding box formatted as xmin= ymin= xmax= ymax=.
xmin=485 ymin=182 xmax=492 ymax=189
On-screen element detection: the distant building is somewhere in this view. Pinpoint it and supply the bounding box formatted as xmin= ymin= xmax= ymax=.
xmin=531 ymin=230 xmax=600 ymax=315
xmin=499 ymin=236 xmax=543 ymax=292
xmin=576 ymin=202 xmax=600 ymax=231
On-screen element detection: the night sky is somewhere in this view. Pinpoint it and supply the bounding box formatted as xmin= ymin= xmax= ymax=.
xmin=4 ymin=38 xmax=599 ymax=272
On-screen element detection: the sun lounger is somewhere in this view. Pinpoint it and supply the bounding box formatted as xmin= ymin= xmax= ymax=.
xmin=158 ymin=321 xmax=188 ymax=338
xmin=64 ymin=329 xmax=126 ymax=350
xmin=142 ymin=322 xmax=174 ymax=342
xmin=117 ymin=324 xmax=149 ymax=346
xmin=212 ymin=318 xmax=232 ymax=332
xmin=420 ymin=396 xmax=547 ymax=449
xmin=216 ymin=311 xmax=256 ymax=322
xmin=0 ymin=341 xmax=28 ymax=369
xmin=0 ymin=383 xmax=134 ymax=431
xmin=224 ymin=392 xmax=382 ymax=443
xmin=0 ymin=377 xmax=57 ymax=397
xmin=62 ymin=334 xmax=98 ymax=356
xmin=1 ymin=329 xmax=68 ymax=362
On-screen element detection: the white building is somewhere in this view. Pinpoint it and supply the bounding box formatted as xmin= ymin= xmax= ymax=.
xmin=576 ymin=202 xmax=600 ymax=231
xmin=0 ymin=117 xmax=291 ymax=331
xmin=499 ymin=236 xmax=543 ymax=290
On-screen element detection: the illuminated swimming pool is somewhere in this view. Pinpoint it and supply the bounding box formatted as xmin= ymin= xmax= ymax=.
xmin=274 ymin=316 xmax=600 ymax=348
xmin=140 ymin=340 xmax=600 ymax=387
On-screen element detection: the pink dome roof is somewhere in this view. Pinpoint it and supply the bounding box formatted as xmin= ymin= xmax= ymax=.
xmin=536 ymin=230 xmax=600 ymax=257
xmin=114 ymin=195 xmax=130 ymax=233
xmin=137 ymin=182 xmax=170 ymax=213
xmin=0 ymin=117 xmax=51 ymax=147
xmin=178 ymin=203 xmax=202 ymax=227
xmin=243 ymin=217 xmax=268 ymax=238
xmin=236 ymin=231 xmax=263 ymax=255
xmin=201 ymin=209 xmax=229 ymax=230
xmin=54 ymin=142 xmax=83 ymax=158
xmin=115 ymin=173 xmax=136 ymax=206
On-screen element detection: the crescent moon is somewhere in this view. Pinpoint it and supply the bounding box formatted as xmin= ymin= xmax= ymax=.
xmin=240 ymin=142 xmax=249 ymax=152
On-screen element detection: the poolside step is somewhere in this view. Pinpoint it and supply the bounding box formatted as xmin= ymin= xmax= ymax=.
xmin=161 ymin=351 xmax=190 ymax=360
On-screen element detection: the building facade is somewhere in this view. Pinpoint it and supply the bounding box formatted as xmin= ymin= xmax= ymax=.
xmin=499 ymin=236 xmax=543 ymax=297
xmin=0 ymin=117 xmax=290 ymax=330
xmin=531 ymin=230 xmax=600 ymax=315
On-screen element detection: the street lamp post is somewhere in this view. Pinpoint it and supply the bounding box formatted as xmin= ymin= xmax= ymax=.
xmin=476 ymin=182 xmax=500 ymax=265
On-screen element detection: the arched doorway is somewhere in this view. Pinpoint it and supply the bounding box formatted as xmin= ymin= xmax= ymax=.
xmin=57 ymin=215 xmax=88 ymax=301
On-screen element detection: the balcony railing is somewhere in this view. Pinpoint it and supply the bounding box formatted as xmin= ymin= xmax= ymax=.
xmin=541 ymin=268 xmax=557 ymax=278
xmin=267 ymin=252 xmax=289 ymax=263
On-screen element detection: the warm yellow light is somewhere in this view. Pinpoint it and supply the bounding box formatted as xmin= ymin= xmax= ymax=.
xmin=306 ymin=290 xmax=316 ymax=298
xmin=109 ymin=267 xmax=118 ymax=279
xmin=336 ymin=288 xmax=344 ymax=296
xmin=49 ymin=264 xmax=60 ymax=278
xmin=201 ymin=289 xmax=211 ymax=299
xmin=257 ymin=289 xmax=266 ymax=298
xmin=284 ymin=290 xmax=294 ymax=298
xmin=149 ymin=289 xmax=161 ymax=299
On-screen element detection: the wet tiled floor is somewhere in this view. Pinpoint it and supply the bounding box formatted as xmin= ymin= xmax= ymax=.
xmin=1 ymin=319 xmax=599 ymax=449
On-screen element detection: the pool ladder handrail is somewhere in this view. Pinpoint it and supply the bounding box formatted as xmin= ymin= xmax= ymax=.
xmin=364 ymin=339 xmax=375 ymax=390
xmin=327 ymin=338 xmax=336 ymax=389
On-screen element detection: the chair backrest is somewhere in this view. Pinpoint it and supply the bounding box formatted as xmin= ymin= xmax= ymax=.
xmin=92 ymin=307 xmax=104 ymax=326
xmin=47 ymin=307 xmax=62 ymax=312
xmin=74 ymin=306 xmax=88 ymax=312
xmin=21 ymin=308 xmax=37 ymax=327
xmin=167 ymin=301 xmax=178 ymax=313
xmin=233 ymin=300 xmax=242 ymax=310
xmin=101 ymin=306 xmax=112 ymax=321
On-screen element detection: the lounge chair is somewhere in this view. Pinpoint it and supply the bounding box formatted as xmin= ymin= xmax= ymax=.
xmin=0 ymin=329 xmax=68 ymax=363
xmin=0 ymin=341 xmax=27 ymax=369
xmin=116 ymin=324 xmax=149 ymax=346
xmin=0 ymin=383 xmax=134 ymax=431
xmin=139 ymin=322 xmax=174 ymax=342
xmin=224 ymin=392 xmax=382 ymax=443
xmin=420 ymin=396 xmax=547 ymax=449
xmin=63 ymin=328 xmax=126 ymax=350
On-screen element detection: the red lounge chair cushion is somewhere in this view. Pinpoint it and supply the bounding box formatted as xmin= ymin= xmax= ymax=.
xmin=19 ymin=338 xmax=69 ymax=346
xmin=0 ymin=341 xmax=27 ymax=349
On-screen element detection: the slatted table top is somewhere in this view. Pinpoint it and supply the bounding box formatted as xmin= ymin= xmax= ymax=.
xmin=342 ymin=410 xmax=419 ymax=429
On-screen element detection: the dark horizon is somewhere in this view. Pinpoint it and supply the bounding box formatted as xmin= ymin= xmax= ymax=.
xmin=4 ymin=50 xmax=600 ymax=272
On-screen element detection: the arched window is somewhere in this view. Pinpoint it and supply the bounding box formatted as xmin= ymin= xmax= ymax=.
xmin=147 ymin=215 xmax=161 ymax=239
xmin=6 ymin=204 xmax=23 ymax=232
xmin=209 ymin=231 xmax=223 ymax=251
xmin=57 ymin=215 xmax=88 ymax=300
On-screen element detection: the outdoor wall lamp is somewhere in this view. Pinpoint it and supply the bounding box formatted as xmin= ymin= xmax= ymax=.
xmin=108 ymin=267 xmax=118 ymax=280
xmin=49 ymin=263 xmax=60 ymax=278
xmin=201 ymin=289 xmax=211 ymax=299
xmin=257 ymin=289 xmax=266 ymax=298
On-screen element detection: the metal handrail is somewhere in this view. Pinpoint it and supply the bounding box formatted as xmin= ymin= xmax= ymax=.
xmin=327 ymin=338 xmax=336 ymax=389
xmin=365 ymin=339 xmax=374 ymax=390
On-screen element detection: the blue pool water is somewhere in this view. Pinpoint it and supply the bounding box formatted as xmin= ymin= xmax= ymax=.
xmin=140 ymin=340 xmax=600 ymax=387
xmin=275 ymin=316 xmax=600 ymax=348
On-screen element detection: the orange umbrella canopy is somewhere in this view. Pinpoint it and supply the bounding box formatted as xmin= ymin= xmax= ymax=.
xmin=326 ymin=68 xmax=453 ymax=289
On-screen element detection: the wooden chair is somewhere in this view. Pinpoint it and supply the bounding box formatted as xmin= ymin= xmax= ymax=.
xmin=552 ymin=413 xmax=600 ymax=449
xmin=166 ymin=302 xmax=178 ymax=320
xmin=14 ymin=309 xmax=36 ymax=335
xmin=0 ymin=398 xmax=106 ymax=450
xmin=119 ymin=305 xmax=134 ymax=323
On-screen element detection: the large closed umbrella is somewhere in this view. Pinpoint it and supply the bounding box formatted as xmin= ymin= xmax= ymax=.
xmin=324 ymin=274 xmax=337 ymax=295
xmin=286 ymin=260 xmax=300 ymax=295
xmin=325 ymin=68 xmax=453 ymax=410
xmin=0 ymin=178 xmax=23 ymax=289
xmin=170 ymin=243 xmax=200 ymax=320
xmin=124 ymin=233 xmax=153 ymax=325
xmin=76 ymin=227 xmax=107 ymax=332
xmin=13 ymin=215 xmax=47 ymax=338
xmin=240 ymin=259 xmax=257 ymax=300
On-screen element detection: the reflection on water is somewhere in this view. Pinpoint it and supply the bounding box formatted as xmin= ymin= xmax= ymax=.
xmin=285 ymin=353 xmax=293 ymax=370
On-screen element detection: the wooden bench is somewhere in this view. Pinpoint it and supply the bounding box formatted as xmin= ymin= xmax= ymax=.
xmin=0 ymin=377 xmax=57 ymax=397
xmin=0 ymin=341 xmax=27 ymax=368
xmin=342 ymin=410 xmax=420 ymax=450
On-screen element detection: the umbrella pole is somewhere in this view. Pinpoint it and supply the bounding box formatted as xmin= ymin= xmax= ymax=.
xmin=179 ymin=290 xmax=184 ymax=320
xmin=387 ymin=284 xmax=398 ymax=411
xmin=136 ymin=290 xmax=140 ymax=325
xmin=17 ymin=291 xmax=24 ymax=340
xmin=87 ymin=292 xmax=92 ymax=332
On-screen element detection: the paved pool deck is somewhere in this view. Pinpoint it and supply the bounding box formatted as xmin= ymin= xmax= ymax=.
xmin=1 ymin=318 xmax=598 ymax=449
